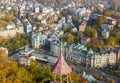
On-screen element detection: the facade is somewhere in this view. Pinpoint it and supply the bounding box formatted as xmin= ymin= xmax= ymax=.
xmin=31 ymin=32 xmax=47 ymax=49
xmin=34 ymin=7 xmax=39 ymax=13
xmin=0 ymin=19 xmax=24 ymax=38
xmin=79 ymin=22 xmax=86 ymax=32
xmin=18 ymin=56 xmax=35 ymax=66
xmin=102 ymin=29 xmax=109 ymax=39
xmin=65 ymin=44 xmax=117 ymax=68
xmin=108 ymin=51 xmax=117 ymax=66
xmin=81 ymin=37 xmax=90 ymax=46
xmin=0 ymin=26 xmax=24 ymax=38
xmin=86 ymin=49 xmax=117 ymax=68
xmin=50 ymin=40 xmax=65 ymax=56
xmin=22 ymin=19 xmax=33 ymax=33
xmin=41 ymin=18 xmax=47 ymax=24
xmin=101 ymin=24 xmax=114 ymax=31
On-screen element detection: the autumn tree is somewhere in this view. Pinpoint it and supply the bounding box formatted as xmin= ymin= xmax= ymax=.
xmin=115 ymin=31 xmax=120 ymax=45
xmin=62 ymin=25 xmax=69 ymax=32
xmin=77 ymin=31 xmax=84 ymax=38
xmin=67 ymin=33 xmax=74 ymax=45
xmin=0 ymin=57 xmax=32 ymax=83
xmin=71 ymin=72 xmax=87 ymax=83
xmin=84 ymin=27 xmax=98 ymax=38
xmin=103 ymin=10 xmax=112 ymax=17
xmin=87 ymin=38 xmax=102 ymax=50
xmin=107 ymin=37 xmax=116 ymax=46
xmin=97 ymin=16 xmax=108 ymax=27
xmin=61 ymin=9 xmax=68 ymax=16
xmin=0 ymin=49 xmax=7 ymax=57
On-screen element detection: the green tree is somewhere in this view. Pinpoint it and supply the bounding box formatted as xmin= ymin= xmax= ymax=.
xmin=77 ymin=31 xmax=84 ymax=38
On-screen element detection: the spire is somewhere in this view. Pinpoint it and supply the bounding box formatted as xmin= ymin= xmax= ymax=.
xmin=52 ymin=41 xmax=72 ymax=75
xmin=60 ymin=41 xmax=62 ymax=55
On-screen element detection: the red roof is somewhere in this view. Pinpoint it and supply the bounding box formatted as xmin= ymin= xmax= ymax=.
xmin=81 ymin=37 xmax=89 ymax=41
xmin=52 ymin=54 xmax=72 ymax=75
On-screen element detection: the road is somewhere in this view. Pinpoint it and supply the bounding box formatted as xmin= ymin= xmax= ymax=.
xmin=71 ymin=65 xmax=120 ymax=83
xmin=31 ymin=50 xmax=120 ymax=83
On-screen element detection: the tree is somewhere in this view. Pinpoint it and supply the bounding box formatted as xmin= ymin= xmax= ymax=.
xmin=97 ymin=16 xmax=108 ymax=27
xmin=0 ymin=50 xmax=7 ymax=57
xmin=87 ymin=38 xmax=102 ymax=50
xmin=108 ymin=37 xmax=116 ymax=46
xmin=115 ymin=31 xmax=120 ymax=45
xmin=62 ymin=25 xmax=68 ymax=32
xmin=84 ymin=27 xmax=98 ymax=38
xmin=61 ymin=9 xmax=68 ymax=16
xmin=71 ymin=72 xmax=87 ymax=83
xmin=67 ymin=33 xmax=74 ymax=45
xmin=0 ymin=57 xmax=32 ymax=83
xmin=1 ymin=34 xmax=30 ymax=52
xmin=103 ymin=10 xmax=112 ymax=17
xmin=77 ymin=31 xmax=84 ymax=38
xmin=74 ymin=36 xmax=80 ymax=43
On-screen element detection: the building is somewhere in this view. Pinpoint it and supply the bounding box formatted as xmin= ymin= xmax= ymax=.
xmin=31 ymin=32 xmax=47 ymax=49
xmin=65 ymin=44 xmax=117 ymax=68
xmin=65 ymin=44 xmax=87 ymax=64
xmin=41 ymin=18 xmax=47 ymax=24
xmin=18 ymin=55 xmax=35 ymax=66
xmin=34 ymin=6 xmax=39 ymax=13
xmin=50 ymin=40 xmax=65 ymax=56
xmin=0 ymin=23 xmax=24 ymax=38
xmin=108 ymin=51 xmax=117 ymax=66
xmin=82 ymin=71 xmax=96 ymax=83
xmin=81 ymin=37 xmax=90 ymax=46
xmin=101 ymin=23 xmax=114 ymax=31
xmin=86 ymin=49 xmax=117 ymax=68
xmin=52 ymin=43 xmax=72 ymax=83
xmin=107 ymin=18 xmax=117 ymax=25
xmin=101 ymin=29 xmax=109 ymax=39
xmin=22 ymin=19 xmax=33 ymax=33
xmin=79 ymin=22 xmax=87 ymax=32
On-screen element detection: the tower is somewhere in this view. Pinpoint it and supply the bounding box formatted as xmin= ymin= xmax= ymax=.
xmin=52 ymin=42 xmax=72 ymax=83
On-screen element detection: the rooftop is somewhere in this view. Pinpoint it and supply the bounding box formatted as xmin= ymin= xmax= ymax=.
xmin=52 ymin=53 xmax=72 ymax=75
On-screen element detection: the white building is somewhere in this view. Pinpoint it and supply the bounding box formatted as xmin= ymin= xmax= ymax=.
xmin=65 ymin=44 xmax=117 ymax=68
xmin=35 ymin=7 xmax=40 ymax=13
xmin=0 ymin=25 xmax=24 ymax=38
xmin=102 ymin=29 xmax=109 ymax=39
xmin=31 ymin=32 xmax=47 ymax=49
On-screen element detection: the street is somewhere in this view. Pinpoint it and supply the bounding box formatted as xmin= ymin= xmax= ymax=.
xmin=71 ymin=65 xmax=120 ymax=83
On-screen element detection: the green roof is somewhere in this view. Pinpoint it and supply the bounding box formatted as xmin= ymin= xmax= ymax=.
xmin=87 ymin=49 xmax=94 ymax=56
